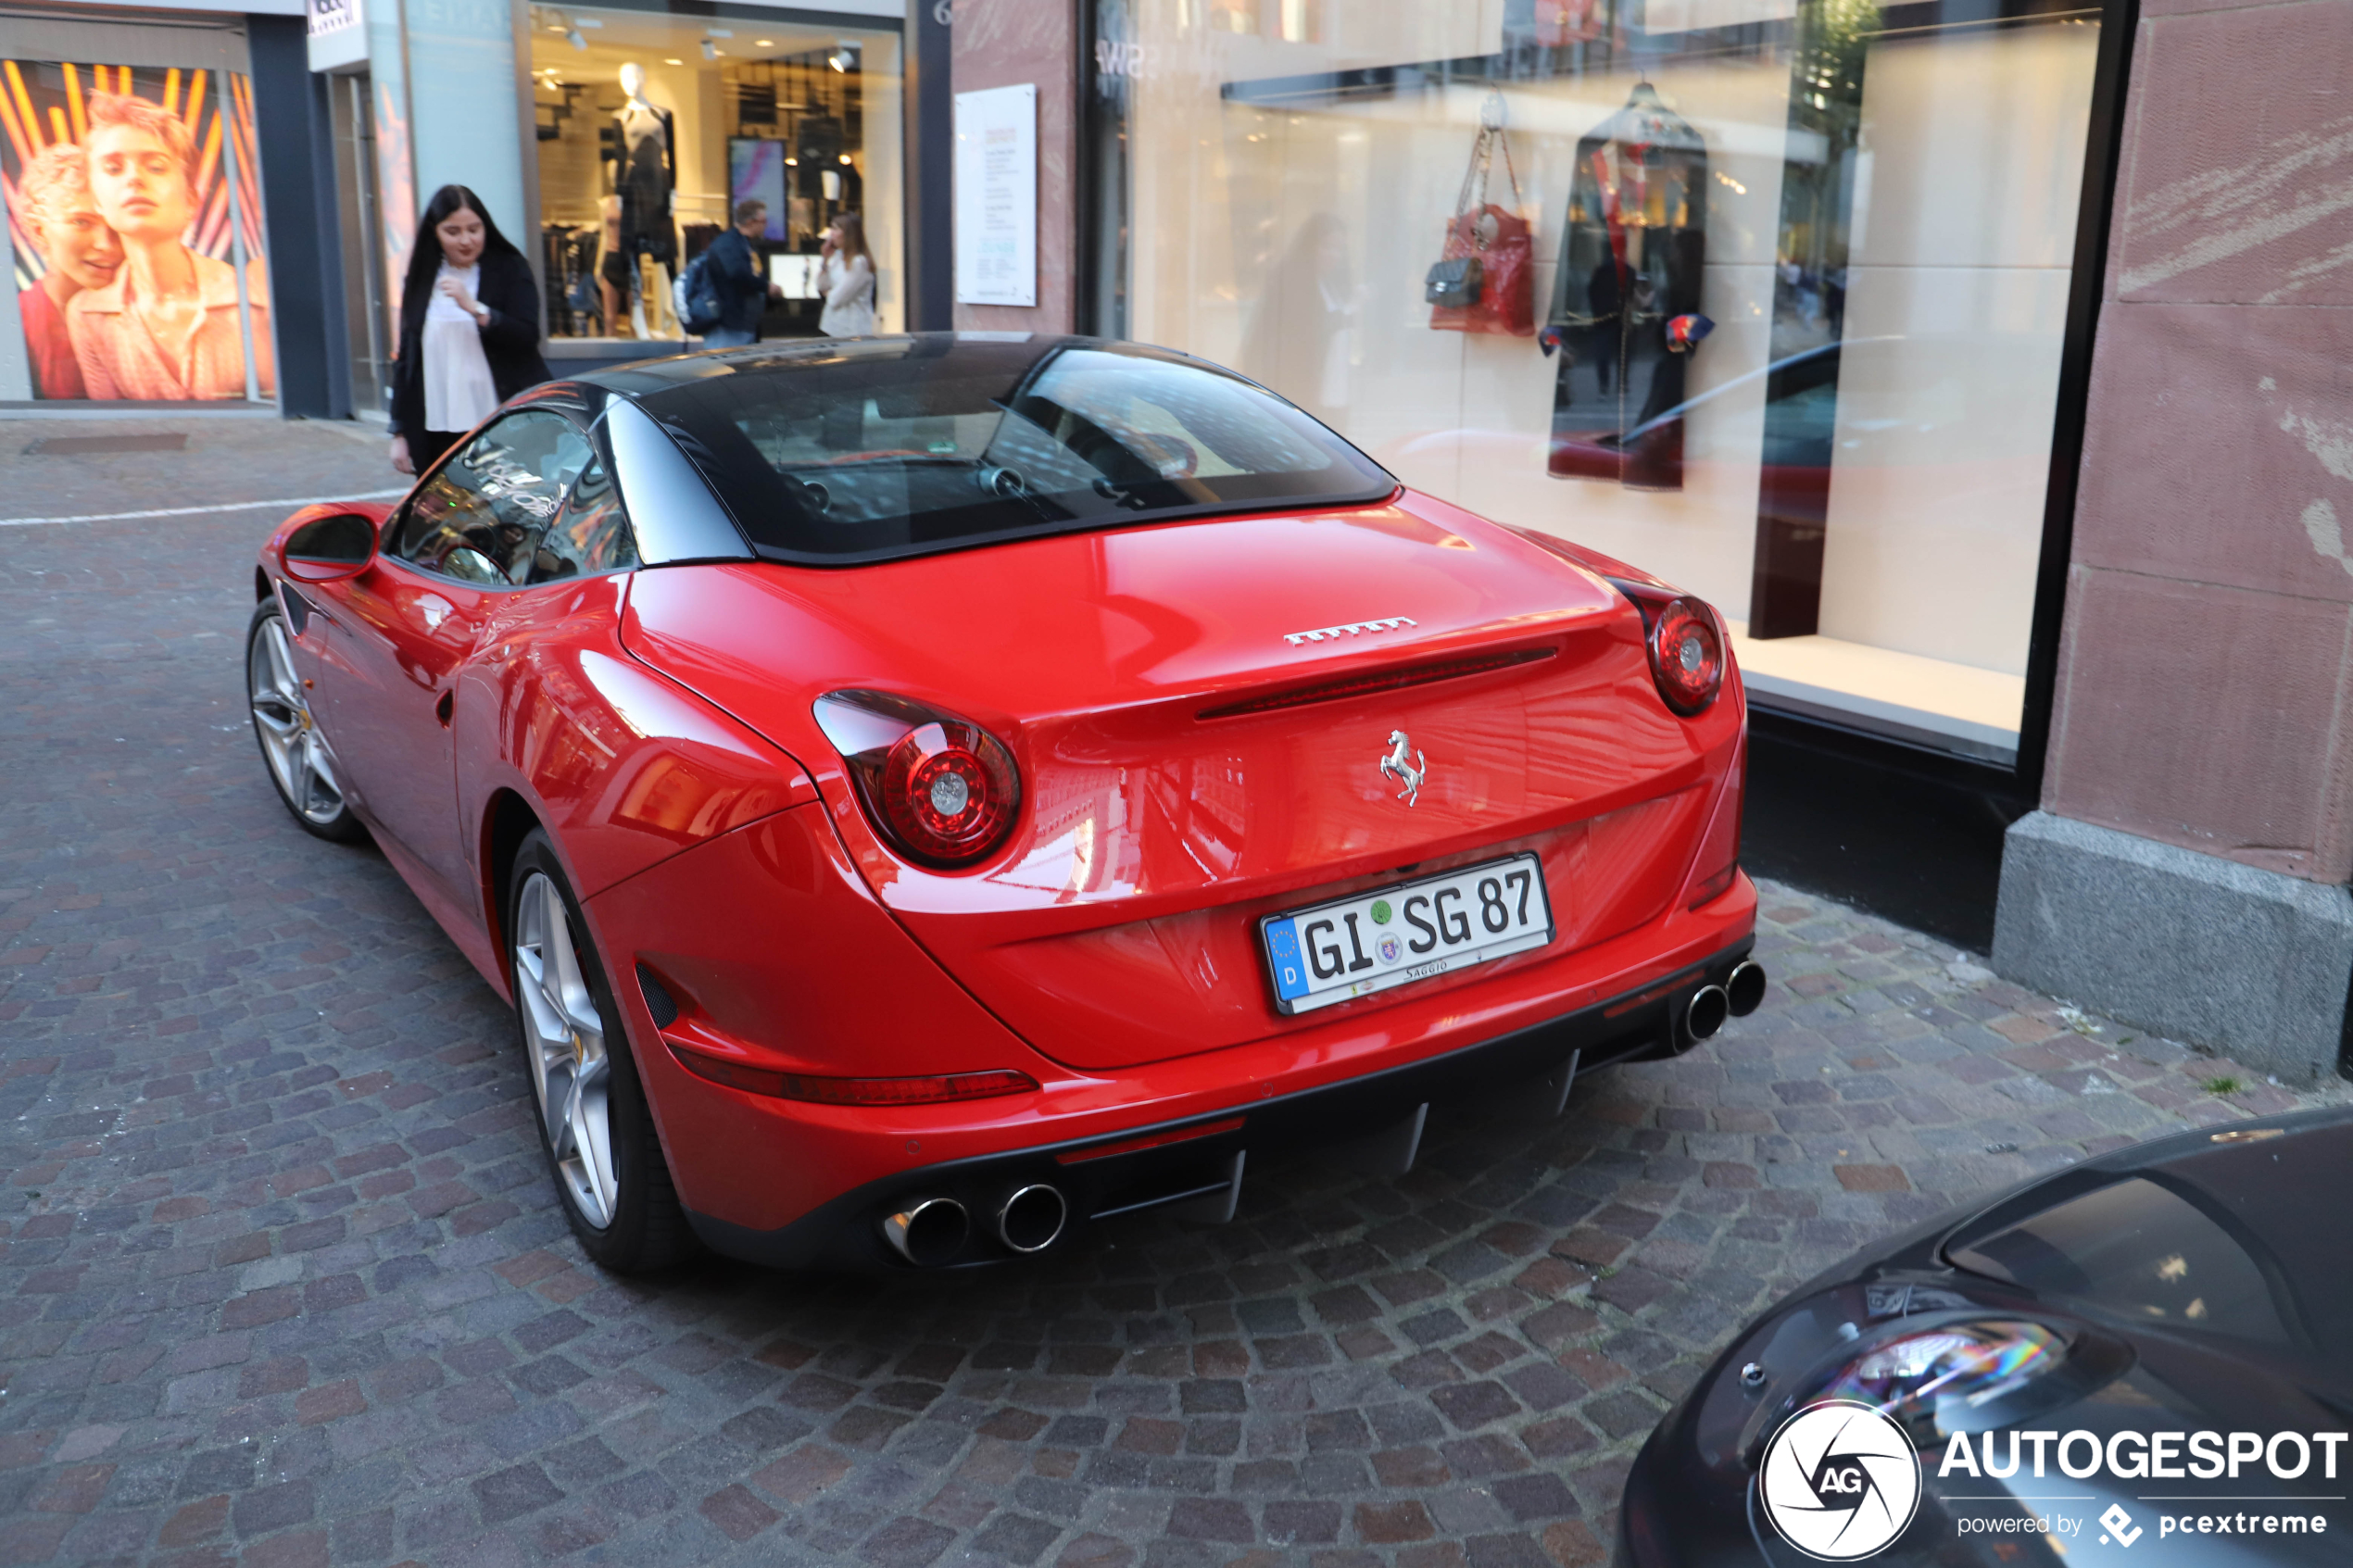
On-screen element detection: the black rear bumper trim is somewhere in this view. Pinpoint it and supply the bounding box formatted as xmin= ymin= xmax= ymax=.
xmin=685 ymin=935 xmax=1755 ymax=1271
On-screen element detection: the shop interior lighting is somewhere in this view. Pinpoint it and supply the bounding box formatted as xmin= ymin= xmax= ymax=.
xmin=664 ymin=56 xmax=682 ymax=64
xmin=829 ymin=42 xmax=860 ymax=72
xmin=756 ymin=39 xmax=774 ymax=46
xmin=837 ymin=154 xmax=851 ymax=165
xmin=567 ymin=29 xmax=585 ymax=50
xmin=701 ymin=38 xmax=717 ymax=58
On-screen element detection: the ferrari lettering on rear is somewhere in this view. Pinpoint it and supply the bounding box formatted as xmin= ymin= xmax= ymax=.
xmin=1282 ymin=615 xmax=1417 ymax=646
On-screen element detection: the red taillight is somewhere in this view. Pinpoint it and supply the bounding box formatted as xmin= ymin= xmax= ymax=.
xmin=814 ymin=690 xmax=1022 ymax=869
xmin=1647 ymin=597 xmax=1725 ymax=716
xmin=666 ymin=1042 xmax=1038 ymax=1104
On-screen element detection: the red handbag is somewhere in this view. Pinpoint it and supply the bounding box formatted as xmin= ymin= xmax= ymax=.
xmin=1429 ymin=113 xmax=1535 ymax=338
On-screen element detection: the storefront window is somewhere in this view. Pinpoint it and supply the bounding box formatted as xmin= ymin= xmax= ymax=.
xmin=3 ymin=58 xmax=273 ymax=403
xmin=1101 ymin=0 xmax=2102 ymax=764
xmin=526 ymin=5 xmax=900 ymax=343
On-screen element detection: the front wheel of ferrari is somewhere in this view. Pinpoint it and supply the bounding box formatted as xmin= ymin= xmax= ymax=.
xmin=507 ymin=830 xmax=698 ymax=1273
xmin=246 ymin=600 xmax=366 ymax=843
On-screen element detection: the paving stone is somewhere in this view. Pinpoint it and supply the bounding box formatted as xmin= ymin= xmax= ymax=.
xmin=2 ymin=413 xmax=2346 ymax=1567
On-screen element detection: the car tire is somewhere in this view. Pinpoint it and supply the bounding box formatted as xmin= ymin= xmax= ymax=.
xmin=506 ymin=829 xmax=698 ymax=1273
xmin=245 ymin=599 xmax=367 ymax=843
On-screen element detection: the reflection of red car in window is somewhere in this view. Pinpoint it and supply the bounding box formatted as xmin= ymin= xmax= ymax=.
xmin=246 ymin=334 xmax=1760 ymax=1273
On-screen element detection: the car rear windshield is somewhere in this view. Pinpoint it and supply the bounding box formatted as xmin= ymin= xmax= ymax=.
xmin=629 ymin=335 xmax=1398 ymax=563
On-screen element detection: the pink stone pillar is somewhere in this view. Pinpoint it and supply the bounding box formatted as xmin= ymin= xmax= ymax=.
xmin=1995 ymin=0 xmax=2353 ymax=1083
xmin=950 ymin=0 xmax=1080 ymax=335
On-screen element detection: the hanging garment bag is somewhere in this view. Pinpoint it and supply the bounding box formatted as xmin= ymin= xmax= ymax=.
xmin=1428 ymin=107 xmax=1535 ymax=337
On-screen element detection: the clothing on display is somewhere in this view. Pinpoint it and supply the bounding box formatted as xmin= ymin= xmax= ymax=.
xmin=612 ymin=72 xmax=676 ymax=267
xmin=1541 ymin=82 xmax=1707 ymax=492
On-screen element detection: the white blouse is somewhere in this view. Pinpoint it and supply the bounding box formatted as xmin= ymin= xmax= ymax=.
xmin=422 ymin=263 xmax=499 ymax=434
xmin=819 ymin=254 xmax=875 ymax=338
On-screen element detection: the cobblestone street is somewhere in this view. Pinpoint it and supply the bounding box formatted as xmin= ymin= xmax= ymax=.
xmin=2 ymin=415 xmax=2346 ymax=1568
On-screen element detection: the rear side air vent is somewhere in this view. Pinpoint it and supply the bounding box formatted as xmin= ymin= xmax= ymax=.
xmin=1199 ymin=647 xmax=1554 ymax=721
xmin=636 ymin=964 xmax=680 ymax=1029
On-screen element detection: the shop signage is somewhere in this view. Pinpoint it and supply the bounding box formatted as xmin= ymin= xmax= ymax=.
xmin=306 ymin=0 xmax=368 ymax=70
xmin=308 ymin=0 xmax=362 ymax=38
xmin=953 ymin=83 xmax=1036 ymax=308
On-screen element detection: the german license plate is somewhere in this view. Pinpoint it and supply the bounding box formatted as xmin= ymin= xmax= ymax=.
xmin=1259 ymin=853 xmax=1555 ymax=1016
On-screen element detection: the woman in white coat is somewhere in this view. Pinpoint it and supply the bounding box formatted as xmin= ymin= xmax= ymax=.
xmin=817 ymin=212 xmax=875 ymax=338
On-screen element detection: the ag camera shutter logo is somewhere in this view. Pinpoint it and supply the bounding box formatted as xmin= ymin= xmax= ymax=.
xmin=1759 ymin=1400 xmax=1923 ymax=1560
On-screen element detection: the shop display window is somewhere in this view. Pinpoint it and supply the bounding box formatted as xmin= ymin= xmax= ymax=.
xmin=1100 ymin=0 xmax=2104 ymax=764
xmin=527 ymin=5 xmax=900 ymax=342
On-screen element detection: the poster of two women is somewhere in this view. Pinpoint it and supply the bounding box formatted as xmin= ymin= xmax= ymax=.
xmin=2 ymin=58 xmax=275 ymax=402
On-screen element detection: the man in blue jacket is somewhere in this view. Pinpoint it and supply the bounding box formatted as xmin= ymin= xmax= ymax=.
xmin=699 ymin=199 xmax=779 ymax=348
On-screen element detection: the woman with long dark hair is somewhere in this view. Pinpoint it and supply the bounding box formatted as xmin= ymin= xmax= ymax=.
xmin=817 ymin=211 xmax=875 ymax=339
xmin=389 ymin=185 xmax=551 ymax=475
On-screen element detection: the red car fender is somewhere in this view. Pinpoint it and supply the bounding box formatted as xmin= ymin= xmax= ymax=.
xmin=584 ymin=803 xmax=1073 ymax=1229
xmin=447 ymin=572 xmax=820 ymax=999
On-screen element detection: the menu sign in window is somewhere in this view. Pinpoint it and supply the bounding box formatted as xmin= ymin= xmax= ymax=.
xmin=953 ymin=82 xmax=1036 ymax=308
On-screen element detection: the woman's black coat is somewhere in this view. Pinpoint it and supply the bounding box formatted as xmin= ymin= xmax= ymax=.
xmin=388 ymin=247 xmax=553 ymax=438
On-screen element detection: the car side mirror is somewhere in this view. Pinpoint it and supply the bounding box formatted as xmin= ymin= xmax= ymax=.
xmin=276 ymin=512 xmax=380 ymax=583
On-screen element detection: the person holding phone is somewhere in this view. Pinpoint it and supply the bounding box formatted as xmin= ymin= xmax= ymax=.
xmin=387 ymin=185 xmax=551 ymax=475
xmin=817 ymin=212 xmax=875 ymax=338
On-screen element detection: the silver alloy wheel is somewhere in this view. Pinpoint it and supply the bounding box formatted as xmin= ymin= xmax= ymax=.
xmin=247 ymin=615 xmax=349 ymax=825
xmin=512 ymin=871 xmax=619 ymax=1229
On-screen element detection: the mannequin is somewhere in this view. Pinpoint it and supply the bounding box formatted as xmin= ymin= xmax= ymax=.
xmin=611 ymin=63 xmax=676 ymax=268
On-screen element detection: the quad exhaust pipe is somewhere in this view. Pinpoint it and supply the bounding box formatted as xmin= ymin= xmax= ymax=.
xmin=881 ymin=1184 xmax=1071 ymax=1265
xmin=1726 ymin=960 xmax=1767 ymax=1017
xmin=1682 ymin=961 xmax=1768 ymax=1047
xmin=881 ymin=1198 xmax=969 ymax=1267
xmin=1685 ymin=985 xmax=1730 ymax=1042
xmin=995 ymin=1184 xmax=1068 ymax=1253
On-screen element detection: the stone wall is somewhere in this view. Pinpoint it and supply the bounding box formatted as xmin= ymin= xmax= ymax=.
xmin=950 ymin=0 xmax=1078 ymax=334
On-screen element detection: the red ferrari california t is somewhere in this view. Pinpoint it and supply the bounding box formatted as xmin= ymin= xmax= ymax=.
xmin=248 ymin=334 xmax=1761 ymax=1273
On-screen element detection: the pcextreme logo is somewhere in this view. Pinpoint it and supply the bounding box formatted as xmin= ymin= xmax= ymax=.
xmin=1759 ymin=1401 xmax=1923 ymax=1561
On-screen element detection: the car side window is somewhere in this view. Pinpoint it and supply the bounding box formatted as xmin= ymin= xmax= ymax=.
xmin=525 ymin=455 xmax=639 ymax=583
xmin=388 ymin=411 xmax=596 ymax=586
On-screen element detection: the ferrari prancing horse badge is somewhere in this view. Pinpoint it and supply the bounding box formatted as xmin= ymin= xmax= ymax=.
xmin=1380 ymin=730 xmax=1427 ymax=807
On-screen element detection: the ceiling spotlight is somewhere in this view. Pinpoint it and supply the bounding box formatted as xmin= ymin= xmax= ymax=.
xmin=663 ymin=56 xmax=682 ymax=64
xmin=828 ymin=43 xmax=859 ymax=72
xmin=700 ymin=37 xmax=716 ymax=59
xmin=756 ymin=38 xmax=774 ymax=46
xmin=837 ymin=153 xmax=851 ymax=165
xmin=784 ymin=156 xmax=798 ymax=166
xmin=567 ymin=28 xmax=585 ymax=50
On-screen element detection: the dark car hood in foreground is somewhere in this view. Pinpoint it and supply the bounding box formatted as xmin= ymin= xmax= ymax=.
xmin=1622 ymin=1107 xmax=2353 ymax=1567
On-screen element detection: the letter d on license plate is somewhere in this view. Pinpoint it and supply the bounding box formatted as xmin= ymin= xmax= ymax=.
xmin=1259 ymin=852 xmax=1554 ymax=1015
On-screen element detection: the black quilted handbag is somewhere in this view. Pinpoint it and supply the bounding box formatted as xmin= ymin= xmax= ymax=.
xmin=1424 ymin=254 xmax=1484 ymax=308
